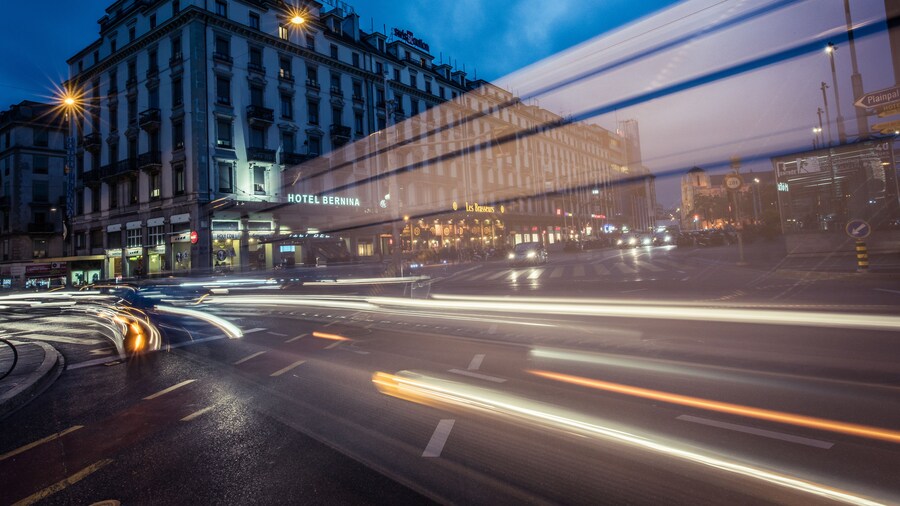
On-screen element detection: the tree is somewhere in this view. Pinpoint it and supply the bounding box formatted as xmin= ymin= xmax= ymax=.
xmin=691 ymin=193 xmax=729 ymax=226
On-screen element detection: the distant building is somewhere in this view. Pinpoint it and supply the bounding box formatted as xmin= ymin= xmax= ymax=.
xmin=0 ymin=101 xmax=69 ymax=288
xmin=680 ymin=166 xmax=775 ymax=229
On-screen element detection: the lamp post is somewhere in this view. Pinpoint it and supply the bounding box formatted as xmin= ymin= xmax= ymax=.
xmin=60 ymin=93 xmax=78 ymax=258
xmin=825 ymin=43 xmax=847 ymax=145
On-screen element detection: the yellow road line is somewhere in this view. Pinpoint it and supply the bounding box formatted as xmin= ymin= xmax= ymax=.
xmin=12 ymin=458 xmax=113 ymax=506
xmin=0 ymin=426 xmax=83 ymax=462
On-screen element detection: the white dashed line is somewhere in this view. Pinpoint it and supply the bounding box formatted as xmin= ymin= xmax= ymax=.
xmin=324 ymin=340 xmax=344 ymax=349
xmin=233 ymin=351 xmax=267 ymax=365
xmin=468 ymin=354 xmax=485 ymax=371
xmin=243 ymin=328 xmax=266 ymax=334
xmin=271 ymin=360 xmax=307 ymax=377
xmin=267 ymin=331 xmax=289 ymax=337
xmin=285 ymin=333 xmax=308 ymax=343
xmin=422 ymin=419 xmax=455 ymax=457
xmin=448 ymin=369 xmax=506 ymax=383
xmin=144 ymin=379 xmax=196 ymax=400
xmin=181 ymin=406 xmax=216 ymax=422
xmin=677 ymin=415 xmax=834 ymax=449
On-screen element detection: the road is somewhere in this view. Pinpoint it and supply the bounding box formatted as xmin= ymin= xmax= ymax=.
xmin=2 ymin=244 xmax=899 ymax=505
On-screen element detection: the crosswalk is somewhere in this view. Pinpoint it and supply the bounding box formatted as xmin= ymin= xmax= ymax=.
xmin=445 ymin=259 xmax=695 ymax=284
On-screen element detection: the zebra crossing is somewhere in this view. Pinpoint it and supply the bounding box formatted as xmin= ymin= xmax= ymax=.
xmin=444 ymin=258 xmax=695 ymax=284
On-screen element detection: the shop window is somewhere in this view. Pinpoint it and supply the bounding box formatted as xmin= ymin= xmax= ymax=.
xmin=32 ymin=239 xmax=48 ymax=259
xmin=357 ymin=240 xmax=373 ymax=257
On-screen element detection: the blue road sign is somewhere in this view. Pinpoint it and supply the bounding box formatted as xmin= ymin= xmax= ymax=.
xmin=845 ymin=219 xmax=871 ymax=239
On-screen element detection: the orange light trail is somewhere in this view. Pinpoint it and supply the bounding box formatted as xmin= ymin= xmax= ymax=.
xmin=528 ymin=370 xmax=900 ymax=444
xmin=312 ymin=331 xmax=349 ymax=341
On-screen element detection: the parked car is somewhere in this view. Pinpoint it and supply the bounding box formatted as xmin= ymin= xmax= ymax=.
xmin=508 ymin=242 xmax=549 ymax=265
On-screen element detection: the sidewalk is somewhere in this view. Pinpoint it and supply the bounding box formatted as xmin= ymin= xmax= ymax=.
xmin=0 ymin=340 xmax=64 ymax=420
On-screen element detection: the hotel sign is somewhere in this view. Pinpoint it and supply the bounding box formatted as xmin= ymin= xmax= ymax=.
xmin=392 ymin=28 xmax=430 ymax=52
xmin=287 ymin=194 xmax=360 ymax=207
xmin=452 ymin=201 xmax=504 ymax=214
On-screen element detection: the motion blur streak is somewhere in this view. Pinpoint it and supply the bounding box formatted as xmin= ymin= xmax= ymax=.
xmin=372 ymin=371 xmax=884 ymax=506
xmin=303 ymin=276 xmax=430 ymax=285
xmin=201 ymin=296 xmax=376 ymax=311
xmin=311 ymin=331 xmax=349 ymax=341
xmin=528 ymin=370 xmax=900 ymax=444
xmin=368 ymin=297 xmax=900 ymax=332
xmin=154 ymin=305 xmax=243 ymax=339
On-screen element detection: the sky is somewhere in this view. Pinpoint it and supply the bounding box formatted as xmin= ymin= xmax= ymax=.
xmin=0 ymin=0 xmax=894 ymax=207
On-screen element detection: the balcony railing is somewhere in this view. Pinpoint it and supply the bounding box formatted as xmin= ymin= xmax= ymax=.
xmin=83 ymin=169 xmax=102 ymax=186
xmin=248 ymin=62 xmax=266 ymax=74
xmin=279 ymin=69 xmax=294 ymax=82
xmin=146 ymin=66 xmax=159 ymax=80
xmin=28 ymin=223 xmax=55 ymax=233
xmin=138 ymin=150 xmax=162 ymax=170
xmin=126 ymin=76 xmax=138 ymax=88
xmin=306 ymin=79 xmax=320 ymax=90
xmin=139 ymin=108 xmax=161 ymax=130
xmin=212 ymin=52 xmax=234 ymax=65
xmin=330 ymin=86 xmax=343 ymax=97
xmin=169 ymin=53 xmax=183 ymax=67
xmin=280 ymin=152 xmax=310 ymax=165
xmin=246 ymin=105 xmax=274 ymax=124
xmin=330 ymin=124 xmax=351 ymax=147
xmin=83 ymin=132 xmax=102 ymax=152
xmin=352 ymin=94 xmax=364 ymax=104
xmin=246 ymin=147 xmax=276 ymax=162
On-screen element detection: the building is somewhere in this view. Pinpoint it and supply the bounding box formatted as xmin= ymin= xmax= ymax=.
xmin=64 ymin=0 xmax=656 ymax=280
xmin=0 ymin=101 xmax=71 ymax=288
xmin=680 ymin=165 xmax=776 ymax=230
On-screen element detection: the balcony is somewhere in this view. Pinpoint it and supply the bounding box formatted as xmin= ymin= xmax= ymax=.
xmin=248 ymin=62 xmax=266 ymax=75
xmin=330 ymin=124 xmax=351 ymax=146
xmin=83 ymin=169 xmax=102 ymax=186
xmin=278 ymin=69 xmax=294 ymax=82
xmin=212 ymin=52 xmax=233 ymax=65
xmin=306 ymin=79 xmax=320 ymax=90
xmin=102 ymin=158 xmax=137 ymax=180
xmin=28 ymin=223 xmax=55 ymax=234
xmin=126 ymin=76 xmax=138 ymax=88
xmin=352 ymin=94 xmax=364 ymax=104
xmin=138 ymin=150 xmax=162 ymax=171
xmin=330 ymin=86 xmax=343 ymax=97
xmin=83 ymin=132 xmax=102 ymax=152
xmin=169 ymin=52 xmax=183 ymax=68
xmin=246 ymin=105 xmax=274 ymax=125
xmin=280 ymin=152 xmax=310 ymax=166
xmin=246 ymin=147 xmax=276 ymax=163
xmin=139 ymin=108 xmax=161 ymax=131
xmin=146 ymin=66 xmax=159 ymax=80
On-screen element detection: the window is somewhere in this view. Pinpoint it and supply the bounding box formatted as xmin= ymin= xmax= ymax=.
xmin=129 ymin=27 xmax=136 ymax=42
xmin=148 ymin=49 xmax=158 ymax=73
xmin=216 ymin=76 xmax=230 ymax=104
xmin=110 ymin=39 xmax=117 ymax=53
xmin=308 ymin=136 xmax=321 ymax=156
xmin=91 ymin=186 xmax=100 ymax=212
xmin=250 ymin=126 xmax=266 ymax=148
xmin=129 ymin=177 xmax=138 ymax=204
xmin=307 ymin=66 xmax=318 ymax=84
xmin=172 ymin=0 xmax=180 ymax=15
xmin=172 ymin=119 xmax=184 ymax=149
xmin=128 ymin=60 xmax=137 ymax=83
xmin=439 ymin=86 xmax=445 ymax=99
xmin=330 ymin=72 xmax=341 ymax=92
xmin=216 ymin=118 xmax=232 ymax=147
xmin=357 ymin=240 xmax=373 ymax=257
xmin=249 ymin=47 xmax=263 ymax=69
xmin=330 ymin=44 xmax=338 ymax=59
xmin=410 ymin=100 xmax=419 ymax=116
xmin=149 ymin=87 xmax=159 ymax=109
xmin=249 ymin=12 xmax=260 ymax=30
xmin=128 ymin=97 xmax=137 ymax=124
xmin=173 ymin=163 xmax=185 ymax=195
xmin=218 ymin=162 xmax=233 ymax=193
xmin=375 ymin=61 xmax=383 ymax=75
xmin=332 ymin=107 xmax=342 ymax=126
xmin=172 ymin=77 xmax=183 ymax=107
xmin=352 ymin=53 xmax=360 ymax=67
xmin=306 ymin=35 xmax=315 ymax=50
xmin=352 ymin=81 xmax=362 ymax=98
xmin=148 ymin=225 xmax=164 ymax=246
xmin=127 ymin=228 xmax=142 ymax=248
xmin=109 ymin=69 xmax=118 ymax=92
xmin=280 ymin=94 xmax=293 ymax=119
xmin=253 ymin=166 xmax=266 ymax=194
xmin=108 ymin=142 xmax=118 ymax=166
xmin=215 ymin=36 xmax=230 ymax=57
xmin=150 ymin=14 xmax=156 ymax=29
xmin=33 ymin=129 xmax=49 ymax=147
xmin=250 ymin=85 xmax=264 ymax=107
xmin=281 ymin=131 xmax=295 ymax=153
xmin=32 ymin=239 xmax=48 ymax=259
xmin=171 ymin=35 xmax=182 ymax=60
xmin=33 ymin=155 xmax=49 ymax=174
xmin=279 ymin=25 xmax=289 ymax=40
xmin=109 ymin=181 xmax=118 ymax=209
xmin=107 ymin=230 xmax=121 ymax=248
xmin=215 ymin=0 xmax=227 ymax=17
xmin=394 ymin=68 xmax=401 ymax=81
xmin=32 ymin=180 xmax=49 ymax=202
xmin=307 ymin=100 xmax=319 ymax=125
xmin=409 ymin=72 xmax=417 ymax=87
xmin=150 ymin=172 xmax=161 ymax=199
xmin=354 ymin=112 xmax=363 ymax=134
xmin=279 ymin=57 xmax=292 ymax=80
xmin=425 ymin=80 xmax=432 ymax=94
xmin=78 ymin=61 xmax=83 ymax=73
xmin=93 ymin=50 xmax=99 ymax=65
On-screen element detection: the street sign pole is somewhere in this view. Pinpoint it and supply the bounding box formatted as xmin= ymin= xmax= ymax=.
xmin=724 ymin=173 xmax=747 ymax=266
xmin=845 ymin=219 xmax=872 ymax=273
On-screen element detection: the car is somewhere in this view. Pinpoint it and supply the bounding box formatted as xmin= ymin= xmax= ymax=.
xmin=616 ymin=233 xmax=640 ymax=248
xmin=508 ymin=242 xmax=549 ymax=265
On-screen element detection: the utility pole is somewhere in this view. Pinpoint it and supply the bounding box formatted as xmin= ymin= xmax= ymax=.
xmin=826 ymin=44 xmax=847 ymax=145
xmin=821 ymin=82 xmax=834 ymax=147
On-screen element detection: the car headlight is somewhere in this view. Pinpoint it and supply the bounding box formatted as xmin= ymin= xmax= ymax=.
xmin=642 ymin=237 xmax=651 ymax=245
xmin=616 ymin=239 xmax=623 ymax=245
xmin=526 ymin=251 xmax=536 ymax=258
xmin=508 ymin=253 xmax=515 ymax=259
xmin=664 ymin=235 xmax=672 ymax=242
xmin=628 ymin=237 xmax=637 ymax=245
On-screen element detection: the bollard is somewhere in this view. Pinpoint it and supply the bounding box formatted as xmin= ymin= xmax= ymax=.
xmin=855 ymin=240 xmax=869 ymax=272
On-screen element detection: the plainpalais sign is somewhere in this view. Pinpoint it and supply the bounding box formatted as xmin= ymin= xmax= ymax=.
xmin=287 ymin=194 xmax=361 ymax=207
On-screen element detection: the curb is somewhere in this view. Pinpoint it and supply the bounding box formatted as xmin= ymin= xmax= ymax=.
xmin=0 ymin=341 xmax=64 ymax=421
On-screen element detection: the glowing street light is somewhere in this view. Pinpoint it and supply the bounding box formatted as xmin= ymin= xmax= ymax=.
xmin=290 ymin=14 xmax=304 ymax=25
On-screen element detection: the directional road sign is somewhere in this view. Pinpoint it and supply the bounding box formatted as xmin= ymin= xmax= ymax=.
xmin=855 ymin=85 xmax=900 ymax=109
xmin=845 ymin=219 xmax=871 ymax=240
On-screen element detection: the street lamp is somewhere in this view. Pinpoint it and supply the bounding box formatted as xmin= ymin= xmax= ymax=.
xmin=825 ymin=42 xmax=847 ymax=144
xmin=58 ymin=88 xmax=82 ymax=257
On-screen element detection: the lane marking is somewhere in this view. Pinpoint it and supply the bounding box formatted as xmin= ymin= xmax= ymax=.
xmin=267 ymin=331 xmax=289 ymax=337
xmin=324 ymin=341 xmax=344 ymax=349
xmin=635 ymin=261 xmax=663 ymax=272
xmin=527 ymin=268 xmax=544 ymax=280
xmin=573 ymin=265 xmax=586 ymax=277
xmin=0 ymin=426 xmax=83 ymax=462
xmin=468 ymin=354 xmax=485 ymax=371
xmin=285 ymin=333 xmax=308 ymax=343
xmin=485 ymin=270 xmax=509 ymax=281
xmin=143 ymin=379 xmax=196 ymax=400
xmin=677 ymin=415 xmax=834 ymax=449
xmin=233 ymin=351 xmax=267 ymax=365
xmin=550 ymin=267 xmax=565 ymax=278
xmin=242 ymin=328 xmax=266 ymax=334
xmin=12 ymin=458 xmax=113 ymax=506
xmin=529 ymin=370 xmax=900 ymax=444
xmin=271 ymin=360 xmax=307 ymax=377
xmin=181 ymin=406 xmax=216 ymax=422
xmin=14 ymin=334 xmax=103 ymax=346
xmin=593 ymin=264 xmax=610 ymax=276
xmin=614 ymin=262 xmax=636 ymax=274
xmin=874 ymin=288 xmax=900 ymax=295
xmin=422 ymin=419 xmax=455 ymax=457
xmin=448 ymin=369 xmax=507 ymax=383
